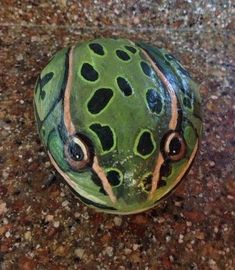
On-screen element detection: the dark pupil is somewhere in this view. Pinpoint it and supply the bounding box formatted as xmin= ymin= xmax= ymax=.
xmin=169 ymin=137 xmax=181 ymax=155
xmin=68 ymin=141 xmax=84 ymax=161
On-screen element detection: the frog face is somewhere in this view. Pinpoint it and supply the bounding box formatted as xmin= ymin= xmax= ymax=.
xmin=34 ymin=38 xmax=202 ymax=214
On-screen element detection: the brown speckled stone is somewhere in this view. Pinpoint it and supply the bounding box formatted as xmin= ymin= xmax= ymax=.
xmin=0 ymin=1 xmax=234 ymax=269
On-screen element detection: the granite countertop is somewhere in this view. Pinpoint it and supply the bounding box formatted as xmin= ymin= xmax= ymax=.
xmin=0 ymin=1 xmax=234 ymax=269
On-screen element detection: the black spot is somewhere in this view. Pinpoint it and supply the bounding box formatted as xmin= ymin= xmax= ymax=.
xmin=140 ymin=61 xmax=152 ymax=77
xmin=116 ymin=50 xmax=130 ymax=61
xmin=146 ymin=89 xmax=163 ymax=114
xmin=125 ymin=46 xmax=137 ymax=54
xmin=41 ymin=72 xmax=54 ymax=88
xmin=169 ymin=137 xmax=182 ymax=156
xmin=91 ymin=173 xmax=107 ymax=195
xmin=183 ymin=97 xmax=192 ymax=109
xmin=157 ymin=179 xmax=167 ymax=188
xmin=91 ymin=173 xmax=102 ymax=187
xmin=87 ymin=88 xmax=113 ymax=114
xmin=99 ymin=187 xmax=107 ymax=195
xmin=116 ymin=77 xmax=133 ymax=96
xmin=35 ymin=72 xmax=54 ymax=100
xmin=107 ymin=170 xmax=121 ymax=186
xmin=67 ymin=140 xmax=84 ymax=161
xmin=137 ymin=131 xmax=155 ymax=156
xmin=160 ymin=162 xmax=171 ymax=177
xmin=90 ymin=123 xmax=114 ymax=151
xmin=89 ymin=43 xmax=105 ymax=56
xmin=81 ymin=63 xmax=99 ymax=82
xmin=142 ymin=174 xmax=152 ymax=192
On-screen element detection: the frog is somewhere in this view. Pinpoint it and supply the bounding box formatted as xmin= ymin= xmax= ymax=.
xmin=34 ymin=38 xmax=202 ymax=214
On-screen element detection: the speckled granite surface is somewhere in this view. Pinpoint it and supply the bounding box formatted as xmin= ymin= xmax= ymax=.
xmin=0 ymin=1 xmax=234 ymax=269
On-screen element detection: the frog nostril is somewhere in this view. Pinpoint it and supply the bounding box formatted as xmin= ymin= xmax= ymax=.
xmin=106 ymin=169 xmax=122 ymax=187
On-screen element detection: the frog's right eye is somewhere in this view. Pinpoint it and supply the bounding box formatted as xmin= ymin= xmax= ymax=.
xmin=162 ymin=131 xmax=186 ymax=161
xmin=64 ymin=135 xmax=93 ymax=171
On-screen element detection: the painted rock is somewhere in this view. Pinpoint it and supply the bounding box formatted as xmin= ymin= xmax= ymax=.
xmin=34 ymin=38 xmax=202 ymax=214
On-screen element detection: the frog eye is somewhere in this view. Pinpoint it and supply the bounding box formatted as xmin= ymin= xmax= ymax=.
xmin=64 ymin=135 xmax=93 ymax=171
xmin=163 ymin=131 xmax=186 ymax=161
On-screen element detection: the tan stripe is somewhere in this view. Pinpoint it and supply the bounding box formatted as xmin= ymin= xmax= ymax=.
xmin=148 ymin=152 xmax=164 ymax=199
xmin=92 ymin=156 xmax=117 ymax=204
xmin=62 ymin=46 xmax=116 ymax=204
xmin=64 ymin=46 xmax=76 ymax=135
xmin=141 ymin=48 xmax=179 ymax=197
xmin=140 ymin=49 xmax=178 ymax=130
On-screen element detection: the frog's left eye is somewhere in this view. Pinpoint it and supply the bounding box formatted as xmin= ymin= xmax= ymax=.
xmin=163 ymin=131 xmax=186 ymax=161
xmin=64 ymin=135 xmax=93 ymax=171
